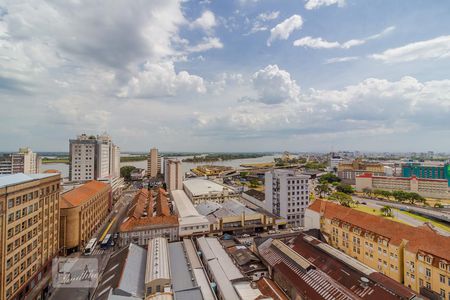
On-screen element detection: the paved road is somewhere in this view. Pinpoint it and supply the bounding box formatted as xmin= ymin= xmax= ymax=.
xmin=354 ymin=196 xmax=450 ymax=222
xmin=50 ymin=189 xmax=136 ymax=300
xmin=354 ymin=196 xmax=450 ymax=237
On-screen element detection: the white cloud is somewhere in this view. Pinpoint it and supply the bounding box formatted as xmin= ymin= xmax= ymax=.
xmin=294 ymin=37 xmax=340 ymax=49
xmin=324 ymin=56 xmax=359 ymax=64
xmin=190 ymin=10 xmax=217 ymax=32
xmin=371 ymin=35 xmax=450 ymax=63
xmin=258 ymin=11 xmax=280 ymax=21
xmin=294 ymin=26 xmax=394 ymax=49
xmin=187 ymin=37 xmax=223 ymax=53
xmin=252 ymin=65 xmax=300 ymax=104
xmin=246 ymin=11 xmax=280 ymax=35
xmin=305 ymin=0 xmax=346 ymax=10
xmin=267 ymin=15 xmax=303 ymax=46
xmin=118 ymin=62 xmax=206 ymax=98
xmin=195 ymin=75 xmax=450 ymax=141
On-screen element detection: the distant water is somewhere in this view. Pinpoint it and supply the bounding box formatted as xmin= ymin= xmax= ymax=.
xmin=40 ymin=155 xmax=279 ymax=178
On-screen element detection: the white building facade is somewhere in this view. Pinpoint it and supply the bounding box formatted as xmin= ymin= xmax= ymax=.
xmin=264 ymin=169 xmax=310 ymax=227
xmin=69 ymin=133 xmax=120 ymax=182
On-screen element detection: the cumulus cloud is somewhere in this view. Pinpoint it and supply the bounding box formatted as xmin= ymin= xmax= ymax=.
xmin=190 ymin=10 xmax=217 ymax=32
xmin=118 ymin=62 xmax=206 ymax=98
xmin=305 ymin=0 xmax=346 ymax=10
xmin=293 ymin=26 xmax=395 ymax=49
xmin=252 ymin=65 xmax=300 ymax=104
xmin=194 ymin=73 xmax=450 ymax=141
xmin=371 ymin=35 xmax=450 ymax=63
xmin=267 ymin=15 xmax=303 ymax=46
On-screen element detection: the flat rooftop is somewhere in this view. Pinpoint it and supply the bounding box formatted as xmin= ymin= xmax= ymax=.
xmin=0 ymin=173 xmax=59 ymax=188
xmin=183 ymin=179 xmax=230 ymax=196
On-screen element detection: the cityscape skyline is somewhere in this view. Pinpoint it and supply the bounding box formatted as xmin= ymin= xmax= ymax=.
xmin=1 ymin=1 xmax=450 ymax=152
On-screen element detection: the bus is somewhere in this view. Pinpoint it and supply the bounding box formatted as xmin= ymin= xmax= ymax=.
xmin=100 ymin=234 xmax=112 ymax=249
xmin=84 ymin=238 xmax=97 ymax=255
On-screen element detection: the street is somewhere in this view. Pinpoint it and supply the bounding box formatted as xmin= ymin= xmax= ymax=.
xmin=50 ymin=189 xmax=135 ymax=300
xmin=353 ymin=196 xmax=450 ymax=237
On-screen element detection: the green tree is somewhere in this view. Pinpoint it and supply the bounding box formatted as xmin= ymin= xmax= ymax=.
xmin=408 ymin=192 xmax=425 ymax=204
xmin=315 ymin=183 xmax=331 ymax=198
xmin=120 ymin=166 xmax=136 ymax=181
xmin=329 ymin=192 xmax=355 ymax=207
xmin=336 ymin=183 xmax=354 ymax=194
xmin=319 ymin=173 xmax=341 ymax=184
xmin=362 ymin=187 xmax=372 ymax=197
xmin=392 ymin=190 xmax=408 ymax=202
xmin=434 ymin=202 xmax=444 ymax=208
xmin=380 ymin=205 xmax=394 ymax=217
xmin=249 ymin=179 xmax=260 ymax=188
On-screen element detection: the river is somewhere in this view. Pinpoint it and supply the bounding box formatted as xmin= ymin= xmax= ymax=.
xmin=39 ymin=155 xmax=279 ymax=178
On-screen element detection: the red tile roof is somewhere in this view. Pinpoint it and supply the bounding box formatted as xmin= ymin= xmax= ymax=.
xmin=309 ymin=199 xmax=450 ymax=261
xmin=120 ymin=188 xmax=178 ymax=232
xmin=61 ymin=180 xmax=110 ymax=208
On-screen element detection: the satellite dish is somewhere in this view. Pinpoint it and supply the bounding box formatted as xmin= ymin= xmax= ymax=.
xmin=361 ymin=277 xmax=369 ymax=283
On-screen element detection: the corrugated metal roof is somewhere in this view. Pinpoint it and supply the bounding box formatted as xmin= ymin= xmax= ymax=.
xmin=168 ymin=242 xmax=195 ymax=292
xmin=117 ymin=243 xmax=147 ymax=298
xmin=208 ymin=259 xmax=240 ymax=300
xmin=145 ymin=238 xmax=171 ymax=284
xmin=203 ymin=238 xmax=243 ymax=281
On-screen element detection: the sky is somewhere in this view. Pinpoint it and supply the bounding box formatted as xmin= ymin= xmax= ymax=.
xmin=1 ymin=0 xmax=450 ymax=153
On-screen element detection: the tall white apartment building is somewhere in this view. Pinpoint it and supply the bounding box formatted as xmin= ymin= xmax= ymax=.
xmin=69 ymin=133 xmax=120 ymax=182
xmin=96 ymin=134 xmax=112 ymax=179
xmin=265 ymin=169 xmax=310 ymax=227
xmin=164 ymin=158 xmax=183 ymax=191
xmin=111 ymin=144 xmax=121 ymax=177
xmin=147 ymin=148 xmax=161 ymax=178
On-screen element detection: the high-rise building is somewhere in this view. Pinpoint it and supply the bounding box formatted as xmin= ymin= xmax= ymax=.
xmin=147 ymin=148 xmax=161 ymax=178
xmin=0 ymin=173 xmax=61 ymax=300
xmin=96 ymin=134 xmax=111 ymax=179
xmin=111 ymin=144 xmax=121 ymax=178
xmin=164 ymin=158 xmax=183 ymax=191
xmin=264 ymin=169 xmax=310 ymax=227
xmin=69 ymin=133 xmax=120 ymax=182
xmin=0 ymin=148 xmax=39 ymax=175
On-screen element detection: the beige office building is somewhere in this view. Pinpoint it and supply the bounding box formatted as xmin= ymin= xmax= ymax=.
xmin=147 ymin=148 xmax=161 ymax=178
xmin=0 ymin=173 xmax=60 ymax=300
xmin=59 ymin=180 xmax=111 ymax=254
xmin=164 ymin=159 xmax=183 ymax=192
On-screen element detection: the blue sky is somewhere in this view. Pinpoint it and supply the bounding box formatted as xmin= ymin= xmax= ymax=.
xmin=0 ymin=0 xmax=450 ymax=152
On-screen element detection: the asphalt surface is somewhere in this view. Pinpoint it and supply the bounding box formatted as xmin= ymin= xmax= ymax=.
xmin=50 ymin=189 xmax=136 ymax=300
xmin=354 ymin=196 xmax=450 ymax=237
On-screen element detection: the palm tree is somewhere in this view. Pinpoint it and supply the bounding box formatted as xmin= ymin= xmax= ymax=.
xmin=380 ymin=205 xmax=393 ymax=217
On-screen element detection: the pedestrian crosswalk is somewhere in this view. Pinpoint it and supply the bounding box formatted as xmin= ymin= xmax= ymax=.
xmin=91 ymin=248 xmax=105 ymax=256
xmin=59 ymin=270 xmax=99 ymax=283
